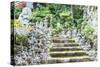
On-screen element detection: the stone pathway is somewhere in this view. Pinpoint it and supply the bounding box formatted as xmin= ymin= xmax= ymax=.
xmin=48 ymin=37 xmax=93 ymax=63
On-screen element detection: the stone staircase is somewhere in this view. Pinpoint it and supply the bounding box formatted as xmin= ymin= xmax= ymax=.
xmin=48 ymin=37 xmax=93 ymax=63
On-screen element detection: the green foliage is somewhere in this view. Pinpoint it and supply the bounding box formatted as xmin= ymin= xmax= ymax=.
xmin=14 ymin=19 xmax=22 ymax=27
xmin=13 ymin=3 xmax=96 ymax=43
xmin=11 ymin=19 xmax=22 ymax=28
xmin=59 ymin=11 xmax=71 ymax=17
xmin=73 ymin=6 xmax=83 ymax=19
xmin=14 ymin=34 xmax=28 ymax=55
xmin=15 ymin=8 xmax=22 ymax=19
xmin=83 ymin=24 xmax=94 ymax=37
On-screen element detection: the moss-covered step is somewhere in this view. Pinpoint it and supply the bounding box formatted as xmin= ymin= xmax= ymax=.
xmin=50 ymin=47 xmax=83 ymax=52
xmin=49 ymin=51 xmax=88 ymax=57
xmin=47 ymin=56 xmax=92 ymax=63
xmin=52 ymin=43 xmax=79 ymax=47
xmin=52 ymin=39 xmax=75 ymax=43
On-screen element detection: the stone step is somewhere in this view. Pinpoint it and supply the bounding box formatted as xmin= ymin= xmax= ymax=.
xmin=49 ymin=51 xmax=88 ymax=57
xmin=48 ymin=37 xmax=91 ymax=63
xmin=52 ymin=39 xmax=75 ymax=43
xmin=52 ymin=43 xmax=79 ymax=47
xmin=50 ymin=47 xmax=83 ymax=52
xmin=50 ymin=37 xmax=64 ymax=39
xmin=48 ymin=56 xmax=92 ymax=63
